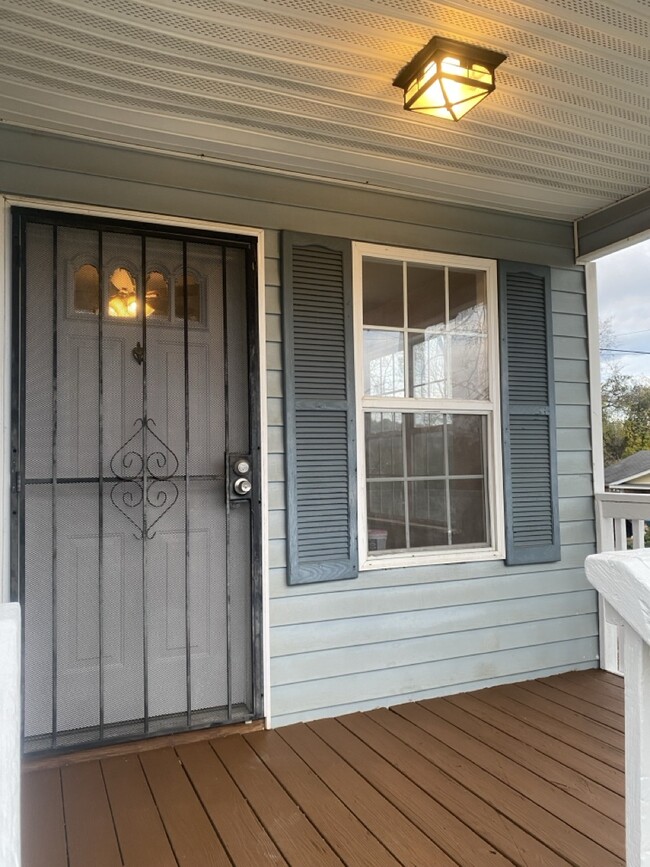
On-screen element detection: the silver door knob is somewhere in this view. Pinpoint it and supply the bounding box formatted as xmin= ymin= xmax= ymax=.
xmin=234 ymin=477 xmax=252 ymax=496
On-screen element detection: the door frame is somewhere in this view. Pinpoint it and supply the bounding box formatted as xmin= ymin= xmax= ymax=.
xmin=1 ymin=195 xmax=272 ymax=728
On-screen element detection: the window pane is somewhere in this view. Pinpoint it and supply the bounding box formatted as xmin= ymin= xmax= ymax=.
xmin=409 ymin=332 xmax=446 ymax=398
xmin=365 ymin=412 xmax=403 ymax=478
xmin=407 ymin=264 xmax=445 ymax=330
xmin=448 ymin=415 xmax=485 ymax=476
xmin=73 ymin=263 xmax=100 ymax=314
xmin=175 ymin=273 xmax=201 ymax=322
xmin=367 ymin=481 xmax=406 ymax=550
xmin=449 ymin=269 xmax=486 ymax=333
xmin=363 ymin=259 xmax=403 ymax=327
xmin=450 ymin=479 xmax=488 ymax=545
xmin=145 ymin=271 xmax=169 ymax=318
xmin=107 ymin=267 xmax=138 ymax=318
xmin=450 ymin=335 xmax=488 ymax=399
xmin=364 ymin=330 xmax=405 ymax=397
xmin=406 ymin=413 xmax=445 ymax=477
xmin=409 ymin=480 xmax=447 ymax=547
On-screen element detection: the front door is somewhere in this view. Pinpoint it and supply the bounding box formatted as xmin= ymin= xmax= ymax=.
xmin=12 ymin=209 xmax=262 ymax=754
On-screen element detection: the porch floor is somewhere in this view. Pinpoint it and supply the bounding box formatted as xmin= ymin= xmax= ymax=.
xmin=21 ymin=669 xmax=624 ymax=867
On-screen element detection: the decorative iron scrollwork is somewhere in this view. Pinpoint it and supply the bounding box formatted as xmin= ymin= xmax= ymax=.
xmin=109 ymin=417 xmax=179 ymax=539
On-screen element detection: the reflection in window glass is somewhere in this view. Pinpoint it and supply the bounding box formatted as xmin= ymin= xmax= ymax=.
xmin=409 ymin=332 xmax=446 ymax=398
xmin=407 ymin=264 xmax=445 ymax=330
xmin=175 ymin=273 xmax=201 ymax=322
xmin=365 ymin=412 xmax=403 ymax=478
xmin=108 ymin=267 xmax=138 ymax=318
xmin=145 ymin=271 xmax=169 ymax=318
xmin=449 ymin=269 xmax=486 ymax=332
xmin=73 ymin=263 xmax=100 ymax=314
xmin=363 ymin=259 xmax=403 ymax=327
xmin=364 ymin=411 xmax=489 ymax=553
xmin=363 ymin=330 xmax=405 ymax=397
xmin=450 ymin=335 xmax=488 ymax=399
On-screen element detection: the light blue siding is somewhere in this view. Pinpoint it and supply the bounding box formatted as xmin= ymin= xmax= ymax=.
xmin=0 ymin=126 xmax=598 ymax=728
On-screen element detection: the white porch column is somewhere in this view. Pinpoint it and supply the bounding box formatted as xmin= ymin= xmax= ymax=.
xmin=585 ymin=550 xmax=650 ymax=867
xmin=0 ymin=602 xmax=21 ymax=867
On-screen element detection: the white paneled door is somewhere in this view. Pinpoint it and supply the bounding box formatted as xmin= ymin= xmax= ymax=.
xmin=14 ymin=211 xmax=261 ymax=753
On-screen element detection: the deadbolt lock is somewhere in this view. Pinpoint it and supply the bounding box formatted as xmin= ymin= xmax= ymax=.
xmin=235 ymin=459 xmax=250 ymax=475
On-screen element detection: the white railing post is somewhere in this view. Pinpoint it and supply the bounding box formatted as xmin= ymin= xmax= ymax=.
xmin=585 ymin=550 xmax=650 ymax=867
xmin=0 ymin=602 xmax=21 ymax=867
xmin=595 ymin=492 xmax=650 ymax=673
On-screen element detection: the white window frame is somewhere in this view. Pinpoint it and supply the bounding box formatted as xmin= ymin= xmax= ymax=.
xmin=353 ymin=242 xmax=505 ymax=570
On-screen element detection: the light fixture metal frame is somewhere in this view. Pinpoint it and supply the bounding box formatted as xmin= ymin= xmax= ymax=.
xmin=394 ymin=36 xmax=507 ymax=121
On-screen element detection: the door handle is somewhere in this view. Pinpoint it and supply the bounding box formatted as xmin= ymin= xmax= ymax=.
xmin=228 ymin=453 xmax=253 ymax=500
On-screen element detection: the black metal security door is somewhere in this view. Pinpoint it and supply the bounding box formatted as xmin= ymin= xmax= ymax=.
xmin=12 ymin=209 xmax=262 ymax=754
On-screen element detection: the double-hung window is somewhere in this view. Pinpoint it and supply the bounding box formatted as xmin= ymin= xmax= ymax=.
xmin=354 ymin=244 xmax=504 ymax=568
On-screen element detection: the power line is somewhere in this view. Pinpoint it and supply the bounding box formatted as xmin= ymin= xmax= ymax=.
xmin=601 ymin=347 xmax=650 ymax=355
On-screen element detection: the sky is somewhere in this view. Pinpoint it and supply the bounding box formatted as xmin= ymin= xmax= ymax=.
xmin=596 ymin=238 xmax=650 ymax=379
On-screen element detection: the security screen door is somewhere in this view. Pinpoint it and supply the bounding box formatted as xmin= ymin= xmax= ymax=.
xmin=12 ymin=209 xmax=262 ymax=754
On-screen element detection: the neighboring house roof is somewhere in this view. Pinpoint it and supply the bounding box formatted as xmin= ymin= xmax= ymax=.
xmin=605 ymin=450 xmax=650 ymax=487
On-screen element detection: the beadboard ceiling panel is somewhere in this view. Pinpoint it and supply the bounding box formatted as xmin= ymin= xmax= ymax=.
xmin=0 ymin=0 xmax=648 ymax=219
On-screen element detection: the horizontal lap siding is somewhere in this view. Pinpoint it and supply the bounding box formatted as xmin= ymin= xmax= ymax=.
xmin=0 ymin=128 xmax=596 ymax=726
xmin=268 ymin=265 xmax=597 ymax=726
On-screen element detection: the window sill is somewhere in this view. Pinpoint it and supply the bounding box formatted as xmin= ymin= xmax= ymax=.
xmin=360 ymin=547 xmax=505 ymax=571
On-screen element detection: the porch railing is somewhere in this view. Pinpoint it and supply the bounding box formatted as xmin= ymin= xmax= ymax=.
xmin=0 ymin=602 xmax=21 ymax=867
xmin=585 ymin=548 xmax=650 ymax=867
xmin=595 ymin=491 xmax=650 ymax=673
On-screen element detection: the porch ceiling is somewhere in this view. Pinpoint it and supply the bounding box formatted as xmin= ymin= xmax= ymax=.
xmin=0 ymin=0 xmax=648 ymax=221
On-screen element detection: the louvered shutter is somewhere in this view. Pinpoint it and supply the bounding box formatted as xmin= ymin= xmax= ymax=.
xmin=282 ymin=233 xmax=358 ymax=584
xmin=499 ymin=261 xmax=560 ymax=565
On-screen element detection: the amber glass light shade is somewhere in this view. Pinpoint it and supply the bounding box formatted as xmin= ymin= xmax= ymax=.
xmin=394 ymin=37 xmax=506 ymax=121
xmin=108 ymin=267 xmax=157 ymax=318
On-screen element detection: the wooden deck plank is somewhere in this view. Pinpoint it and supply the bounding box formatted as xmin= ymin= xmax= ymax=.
xmin=176 ymin=741 xmax=287 ymax=866
xmin=21 ymin=768 xmax=67 ymax=867
xmin=380 ymin=705 xmax=624 ymax=867
xmin=521 ymin=679 xmax=625 ymax=731
xmin=476 ymin=685 xmax=625 ymax=770
xmin=212 ymin=732 xmax=343 ymax=867
xmin=140 ymin=747 xmax=230 ymax=867
xmin=60 ymin=761 xmax=123 ymax=867
xmin=102 ymin=754 xmax=177 ymax=867
xmin=536 ymin=674 xmax=625 ymax=717
xmin=412 ymin=699 xmax=622 ymax=858
xmin=450 ymin=691 xmax=624 ymax=796
xmin=278 ymin=722 xmax=460 ymax=867
xmin=245 ymin=728 xmax=401 ymax=867
xmin=585 ymin=670 xmax=624 ymax=689
xmin=423 ymin=697 xmax=625 ymax=830
xmin=313 ymin=714 xmax=560 ymax=867
xmin=21 ymin=671 xmax=627 ymax=867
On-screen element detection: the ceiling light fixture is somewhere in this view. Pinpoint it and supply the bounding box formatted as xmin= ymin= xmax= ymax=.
xmin=394 ymin=37 xmax=507 ymax=121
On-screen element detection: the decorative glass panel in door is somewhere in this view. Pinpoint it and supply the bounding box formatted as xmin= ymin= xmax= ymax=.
xmin=13 ymin=210 xmax=262 ymax=754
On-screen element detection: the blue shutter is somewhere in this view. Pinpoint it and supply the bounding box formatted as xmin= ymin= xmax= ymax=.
xmin=282 ymin=233 xmax=358 ymax=584
xmin=499 ymin=261 xmax=560 ymax=565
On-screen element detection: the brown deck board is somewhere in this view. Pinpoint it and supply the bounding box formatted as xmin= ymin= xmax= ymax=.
xmin=279 ymin=721 xmax=459 ymax=867
xmin=177 ymin=740 xmax=287 ymax=866
xmin=521 ymin=679 xmax=625 ymax=730
xmin=450 ymin=691 xmax=624 ymax=795
xmin=537 ymin=673 xmax=626 ymax=717
xmin=422 ymin=700 xmax=625 ymax=826
xmin=382 ymin=704 xmax=623 ymax=867
xmin=21 ymin=670 xmax=626 ymax=867
xmin=101 ymin=754 xmax=177 ymax=867
xmin=476 ymin=684 xmax=625 ymax=770
xmin=61 ymin=761 xmax=123 ymax=867
xmin=422 ymin=697 xmax=625 ymax=835
xmin=140 ymin=746 xmax=230 ymax=866
xmin=246 ymin=728 xmax=400 ymax=867
xmin=21 ymin=768 xmax=67 ymax=867
xmin=316 ymin=714 xmax=556 ymax=866
xmin=212 ymin=732 xmax=342 ymax=866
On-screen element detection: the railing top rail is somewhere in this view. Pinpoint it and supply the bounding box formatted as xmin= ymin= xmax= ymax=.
xmin=596 ymin=491 xmax=650 ymax=504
